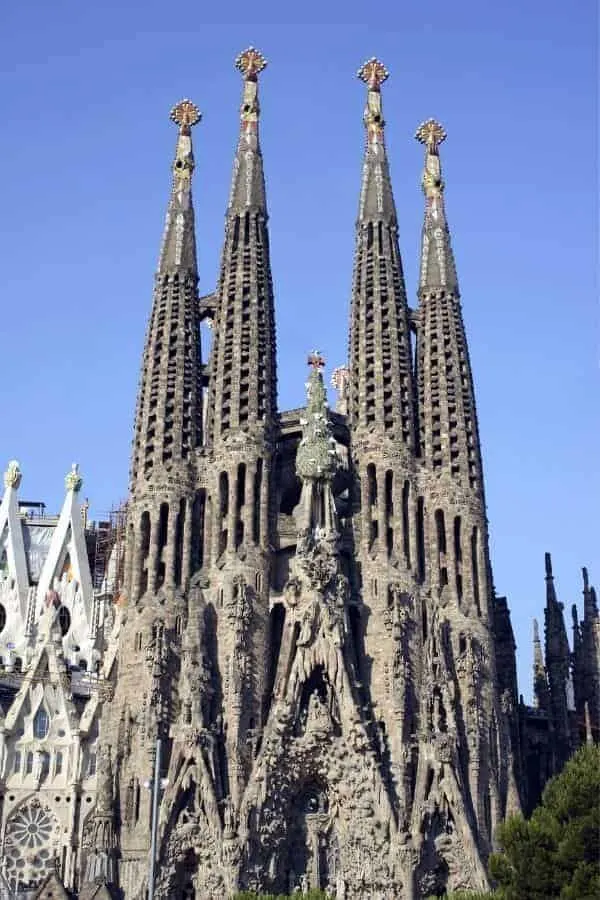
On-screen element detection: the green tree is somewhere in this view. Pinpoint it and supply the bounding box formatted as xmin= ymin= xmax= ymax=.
xmin=490 ymin=743 xmax=600 ymax=899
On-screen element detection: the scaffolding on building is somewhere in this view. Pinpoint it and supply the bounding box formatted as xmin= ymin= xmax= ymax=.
xmin=88 ymin=501 xmax=127 ymax=597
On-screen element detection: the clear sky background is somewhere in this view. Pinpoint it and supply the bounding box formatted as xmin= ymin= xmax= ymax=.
xmin=1 ymin=2 xmax=597 ymax=698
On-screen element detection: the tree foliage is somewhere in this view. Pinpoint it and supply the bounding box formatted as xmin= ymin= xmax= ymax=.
xmin=490 ymin=743 xmax=600 ymax=899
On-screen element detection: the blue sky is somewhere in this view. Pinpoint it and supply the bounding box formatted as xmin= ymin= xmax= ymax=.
xmin=0 ymin=3 xmax=597 ymax=697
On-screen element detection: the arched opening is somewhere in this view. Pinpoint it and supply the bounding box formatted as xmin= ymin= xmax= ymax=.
xmin=33 ymin=707 xmax=50 ymax=740
xmin=57 ymin=606 xmax=71 ymax=637
xmin=402 ymin=479 xmax=411 ymax=567
xmin=435 ymin=509 xmax=448 ymax=587
xmin=280 ymin=476 xmax=302 ymax=515
xmin=235 ymin=463 xmax=246 ymax=549
xmin=218 ymin=472 xmax=229 ymax=556
xmin=385 ymin=470 xmax=394 ymax=557
xmin=191 ymin=490 xmax=206 ymax=573
xmin=454 ymin=515 xmax=463 ymax=600
xmin=174 ymin=498 xmax=185 ymax=586
xmin=252 ymin=459 xmax=263 ymax=544
xmin=0 ymin=603 xmax=6 ymax=633
xmin=416 ymin=496 xmax=426 ymax=581
xmin=264 ymin=603 xmax=285 ymax=721
xmin=139 ymin=511 xmax=151 ymax=595
xmin=156 ymin=503 xmax=169 ymax=588
xmin=471 ymin=526 xmax=481 ymax=616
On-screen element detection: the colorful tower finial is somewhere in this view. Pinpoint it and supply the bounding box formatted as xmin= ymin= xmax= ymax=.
xmin=357 ymin=57 xmax=389 ymax=91
xmin=170 ymin=99 xmax=202 ymax=134
xmin=357 ymin=58 xmax=389 ymax=148
xmin=416 ymin=119 xmax=447 ymax=200
xmin=307 ymin=350 xmax=325 ymax=370
xmin=235 ymin=46 xmax=267 ymax=80
xmin=416 ymin=118 xmax=447 ymax=153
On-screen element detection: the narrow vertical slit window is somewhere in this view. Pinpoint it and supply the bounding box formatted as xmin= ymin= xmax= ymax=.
xmin=435 ymin=509 xmax=448 ymax=586
xmin=454 ymin=515 xmax=463 ymax=600
xmin=253 ymin=459 xmax=263 ymax=543
xmin=236 ymin=462 xmax=246 ymax=549
xmin=471 ymin=525 xmax=481 ymax=616
xmin=174 ymin=498 xmax=185 ymax=586
xmin=385 ymin=470 xmax=394 ymax=557
xmin=402 ymin=480 xmax=410 ymax=567
xmin=219 ymin=472 xmax=229 ymax=557
xmin=417 ymin=496 xmax=426 ymax=582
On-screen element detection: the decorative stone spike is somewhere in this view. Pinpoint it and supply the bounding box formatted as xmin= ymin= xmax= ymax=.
xmin=4 ymin=459 xmax=22 ymax=489
xmin=65 ymin=463 xmax=83 ymax=493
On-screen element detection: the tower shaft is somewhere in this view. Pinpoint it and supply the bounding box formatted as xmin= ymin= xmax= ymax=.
xmin=202 ymin=48 xmax=277 ymax=805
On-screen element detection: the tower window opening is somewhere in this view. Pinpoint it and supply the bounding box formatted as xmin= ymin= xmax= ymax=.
xmin=367 ymin=463 xmax=377 ymax=507
xmin=471 ymin=526 xmax=481 ymax=616
xmin=219 ymin=472 xmax=229 ymax=556
xmin=252 ymin=459 xmax=263 ymax=544
xmin=402 ymin=480 xmax=411 ymax=568
xmin=454 ymin=516 xmax=463 ymax=601
xmin=235 ymin=463 xmax=247 ymax=549
xmin=385 ymin=470 xmax=394 ymax=558
xmin=435 ymin=509 xmax=448 ymax=586
xmin=174 ymin=498 xmax=185 ymax=586
xmin=156 ymin=503 xmax=169 ymax=588
xmin=416 ymin=496 xmax=426 ymax=582
xmin=191 ymin=490 xmax=206 ymax=573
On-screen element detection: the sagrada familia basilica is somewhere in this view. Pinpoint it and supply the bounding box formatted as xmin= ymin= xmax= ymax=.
xmin=0 ymin=49 xmax=597 ymax=899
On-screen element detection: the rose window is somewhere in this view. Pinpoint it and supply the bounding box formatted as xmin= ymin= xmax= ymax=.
xmin=3 ymin=801 xmax=59 ymax=890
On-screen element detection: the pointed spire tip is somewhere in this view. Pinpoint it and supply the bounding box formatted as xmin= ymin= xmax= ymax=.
xmin=545 ymin=552 xmax=553 ymax=577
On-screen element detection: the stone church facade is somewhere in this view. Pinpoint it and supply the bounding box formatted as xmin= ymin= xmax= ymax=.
xmin=0 ymin=49 xmax=598 ymax=899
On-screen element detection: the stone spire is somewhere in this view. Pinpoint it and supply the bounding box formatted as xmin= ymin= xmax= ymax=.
xmin=415 ymin=119 xmax=458 ymax=294
xmin=533 ymin=618 xmax=549 ymax=710
xmin=296 ymin=352 xmax=338 ymax=483
xmin=205 ymin=47 xmax=277 ymax=443
xmin=130 ymin=100 xmax=204 ymax=492
xmin=81 ymin=746 xmax=118 ymax=893
xmin=348 ymin=59 xmax=416 ymax=447
xmin=543 ymin=552 xmax=573 ymax=766
xmin=295 ymin=352 xmax=339 ymax=540
xmin=415 ymin=120 xmax=485 ymax=496
xmin=158 ymin=99 xmax=201 ymax=272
